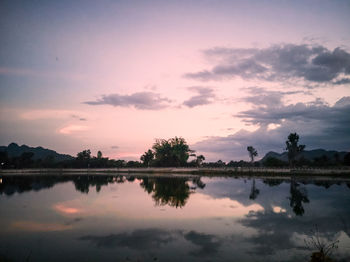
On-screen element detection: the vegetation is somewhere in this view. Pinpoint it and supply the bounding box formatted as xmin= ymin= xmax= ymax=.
xmin=286 ymin=133 xmax=305 ymax=166
xmin=247 ymin=146 xmax=258 ymax=163
xmin=1 ymin=133 xmax=349 ymax=169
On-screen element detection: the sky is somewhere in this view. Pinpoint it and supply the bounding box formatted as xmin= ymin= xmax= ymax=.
xmin=0 ymin=0 xmax=350 ymax=161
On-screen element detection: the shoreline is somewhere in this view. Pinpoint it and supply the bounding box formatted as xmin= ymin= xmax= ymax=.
xmin=1 ymin=167 xmax=350 ymax=177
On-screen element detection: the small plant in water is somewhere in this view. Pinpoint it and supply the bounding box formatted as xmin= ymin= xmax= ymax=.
xmin=304 ymin=225 xmax=339 ymax=262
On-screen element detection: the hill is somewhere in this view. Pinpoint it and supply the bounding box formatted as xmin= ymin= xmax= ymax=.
xmin=0 ymin=143 xmax=74 ymax=162
xmin=261 ymin=149 xmax=349 ymax=163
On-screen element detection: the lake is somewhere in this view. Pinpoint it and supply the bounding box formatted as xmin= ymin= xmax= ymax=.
xmin=0 ymin=174 xmax=349 ymax=262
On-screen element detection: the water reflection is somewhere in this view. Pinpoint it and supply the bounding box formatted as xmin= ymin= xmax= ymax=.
xmin=140 ymin=177 xmax=191 ymax=208
xmin=79 ymin=228 xmax=175 ymax=249
xmin=289 ymin=178 xmax=310 ymax=216
xmin=249 ymin=178 xmax=260 ymax=200
xmin=0 ymin=175 xmax=207 ymax=209
xmin=0 ymin=175 xmax=350 ymax=262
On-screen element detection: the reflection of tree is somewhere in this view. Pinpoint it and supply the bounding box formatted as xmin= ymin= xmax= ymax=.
xmin=0 ymin=175 xmax=124 ymax=195
xmin=191 ymin=177 xmax=206 ymax=189
xmin=289 ymin=179 xmax=309 ymax=216
xmin=263 ymin=179 xmax=284 ymax=187
xmin=249 ymin=179 xmax=260 ymax=200
xmin=73 ymin=176 xmax=121 ymax=193
xmin=140 ymin=177 xmax=202 ymax=208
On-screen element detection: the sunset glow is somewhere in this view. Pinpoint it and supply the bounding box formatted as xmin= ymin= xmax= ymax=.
xmin=1 ymin=0 xmax=349 ymax=161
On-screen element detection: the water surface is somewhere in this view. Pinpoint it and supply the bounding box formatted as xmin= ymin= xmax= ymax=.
xmin=0 ymin=174 xmax=349 ymax=262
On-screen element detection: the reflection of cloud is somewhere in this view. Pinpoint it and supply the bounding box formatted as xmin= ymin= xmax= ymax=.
xmin=58 ymin=125 xmax=89 ymax=135
xmin=64 ymin=217 xmax=83 ymax=226
xmin=11 ymin=221 xmax=72 ymax=232
xmin=272 ymin=206 xmax=286 ymax=213
xmin=240 ymin=206 xmax=350 ymax=256
xmin=54 ymin=204 xmax=82 ymax=214
xmin=79 ymin=228 xmax=174 ymax=249
xmin=84 ymin=92 xmax=172 ymax=110
xmin=184 ymin=231 xmax=222 ymax=257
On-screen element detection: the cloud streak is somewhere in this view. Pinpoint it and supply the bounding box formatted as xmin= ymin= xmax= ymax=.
xmin=185 ymin=44 xmax=350 ymax=85
xmin=84 ymin=92 xmax=172 ymax=110
xmin=183 ymin=86 xmax=216 ymax=108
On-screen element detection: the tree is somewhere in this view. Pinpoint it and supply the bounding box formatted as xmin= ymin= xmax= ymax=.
xmin=195 ymin=155 xmax=205 ymax=167
xmin=151 ymin=137 xmax=194 ymax=167
xmin=140 ymin=149 xmax=154 ymax=167
xmin=344 ymin=152 xmax=350 ymax=166
xmin=97 ymin=150 xmax=102 ymax=159
xmin=285 ymin=133 xmax=305 ymax=167
xmin=247 ymin=146 xmax=258 ymax=163
xmin=263 ymin=157 xmax=288 ymax=167
xmin=77 ymin=149 xmax=91 ymax=160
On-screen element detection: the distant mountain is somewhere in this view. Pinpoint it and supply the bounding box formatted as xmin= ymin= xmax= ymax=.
xmin=261 ymin=149 xmax=349 ymax=163
xmin=0 ymin=143 xmax=74 ymax=162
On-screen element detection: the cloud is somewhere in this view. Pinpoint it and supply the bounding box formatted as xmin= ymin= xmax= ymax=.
xmin=71 ymin=114 xmax=87 ymax=121
xmin=84 ymin=92 xmax=172 ymax=110
xmin=193 ymin=96 xmax=350 ymax=161
xmin=79 ymin=229 xmax=175 ymax=249
xmin=334 ymin=78 xmax=350 ymax=85
xmin=183 ymin=86 xmax=216 ymax=108
xmin=185 ymin=44 xmax=350 ymax=85
xmin=240 ymin=87 xmax=309 ymax=108
xmin=236 ymin=95 xmax=350 ymax=127
xmin=110 ymin=146 xmax=119 ymax=149
xmin=59 ymin=125 xmax=89 ymax=135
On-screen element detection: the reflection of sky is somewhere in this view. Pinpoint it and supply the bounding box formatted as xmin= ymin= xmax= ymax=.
xmin=0 ymin=175 xmax=349 ymax=262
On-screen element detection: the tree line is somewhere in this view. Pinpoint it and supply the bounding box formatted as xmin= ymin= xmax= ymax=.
xmin=0 ymin=133 xmax=349 ymax=169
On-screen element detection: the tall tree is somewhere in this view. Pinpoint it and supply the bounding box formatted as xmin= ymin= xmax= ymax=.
xmin=285 ymin=133 xmax=305 ymax=166
xmin=140 ymin=149 xmax=154 ymax=167
xmin=97 ymin=150 xmax=103 ymax=159
xmin=247 ymin=146 xmax=258 ymax=163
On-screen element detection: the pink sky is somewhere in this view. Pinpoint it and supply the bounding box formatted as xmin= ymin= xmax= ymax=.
xmin=1 ymin=0 xmax=350 ymax=161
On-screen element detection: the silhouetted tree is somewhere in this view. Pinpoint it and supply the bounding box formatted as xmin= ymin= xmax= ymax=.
xmin=97 ymin=150 xmax=102 ymax=159
xmin=247 ymin=146 xmax=258 ymax=163
xmin=140 ymin=149 xmax=154 ymax=167
xmin=77 ymin=150 xmax=91 ymax=160
xmin=125 ymin=160 xmax=142 ymax=167
xmin=0 ymin=151 xmax=9 ymax=168
xmin=263 ymin=157 xmax=288 ymax=167
xmin=195 ymin=155 xmax=205 ymax=167
xmin=344 ymin=152 xmax=350 ymax=166
xmin=151 ymin=137 xmax=194 ymax=167
xmin=286 ymin=133 xmax=305 ymax=167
